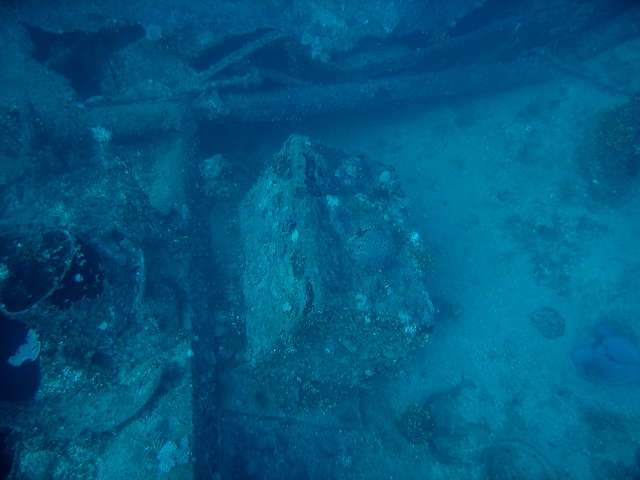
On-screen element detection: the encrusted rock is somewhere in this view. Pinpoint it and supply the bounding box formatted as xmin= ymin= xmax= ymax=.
xmin=240 ymin=135 xmax=435 ymax=383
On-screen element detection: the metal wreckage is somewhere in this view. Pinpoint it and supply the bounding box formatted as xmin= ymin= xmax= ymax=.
xmin=0 ymin=0 xmax=638 ymax=478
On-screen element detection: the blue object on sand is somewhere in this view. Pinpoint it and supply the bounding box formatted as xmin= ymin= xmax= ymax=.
xmin=572 ymin=323 xmax=640 ymax=385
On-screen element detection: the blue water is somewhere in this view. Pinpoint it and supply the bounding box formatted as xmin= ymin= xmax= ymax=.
xmin=1 ymin=1 xmax=640 ymax=479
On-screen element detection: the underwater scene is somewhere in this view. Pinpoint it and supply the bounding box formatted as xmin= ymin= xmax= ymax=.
xmin=1 ymin=1 xmax=640 ymax=479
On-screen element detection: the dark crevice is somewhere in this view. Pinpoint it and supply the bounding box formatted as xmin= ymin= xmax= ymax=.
xmin=0 ymin=429 xmax=13 ymax=480
xmin=22 ymin=22 xmax=145 ymax=99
